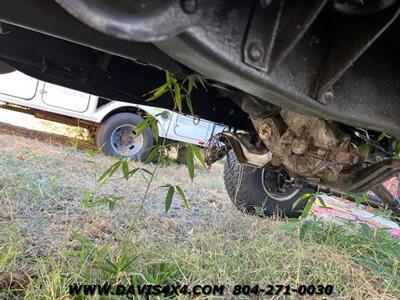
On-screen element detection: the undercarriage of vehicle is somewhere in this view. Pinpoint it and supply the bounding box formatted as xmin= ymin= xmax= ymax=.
xmin=1 ymin=0 xmax=400 ymax=214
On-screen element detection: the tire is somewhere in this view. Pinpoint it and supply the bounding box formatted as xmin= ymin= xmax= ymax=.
xmin=223 ymin=151 xmax=314 ymax=218
xmin=95 ymin=113 xmax=154 ymax=161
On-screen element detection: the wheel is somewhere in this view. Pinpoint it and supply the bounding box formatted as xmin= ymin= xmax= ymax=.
xmin=223 ymin=150 xmax=314 ymax=217
xmin=95 ymin=112 xmax=154 ymax=161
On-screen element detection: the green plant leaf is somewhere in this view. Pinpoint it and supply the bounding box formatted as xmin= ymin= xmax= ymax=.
xmin=165 ymin=185 xmax=175 ymax=213
xmin=175 ymin=185 xmax=189 ymax=209
xmin=134 ymin=119 xmax=150 ymax=138
xmin=292 ymin=193 xmax=312 ymax=210
xmin=128 ymin=168 xmax=139 ymax=178
xmin=166 ymin=71 xmax=172 ymax=89
xmin=377 ymin=132 xmax=390 ymax=142
xmin=300 ymin=195 xmax=316 ymax=219
xmin=122 ymin=159 xmax=130 ymax=180
xmin=144 ymin=147 xmax=160 ymax=164
xmin=186 ymin=145 xmax=195 ymax=181
xmin=186 ymin=75 xmax=199 ymax=96
xmin=358 ymin=143 xmax=370 ymax=158
xmin=395 ymin=141 xmax=400 ymax=157
xmin=140 ymin=168 xmax=154 ymax=176
xmin=185 ymin=94 xmax=194 ymax=115
xmin=146 ymin=82 xmax=169 ymax=101
xmin=191 ymin=144 xmax=206 ymax=168
xmin=85 ymin=149 xmax=97 ymax=158
xmin=196 ymin=75 xmax=207 ymax=91
xmin=98 ymin=160 xmax=122 ymax=184
xmin=175 ymin=83 xmax=182 ymax=112
xmin=316 ymin=195 xmax=327 ymax=208
xmin=149 ymin=118 xmax=159 ymax=143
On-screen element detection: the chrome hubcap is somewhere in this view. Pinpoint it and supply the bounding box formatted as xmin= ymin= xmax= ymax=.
xmin=110 ymin=124 xmax=144 ymax=157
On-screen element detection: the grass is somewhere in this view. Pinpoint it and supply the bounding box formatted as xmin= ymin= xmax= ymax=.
xmin=0 ymin=130 xmax=399 ymax=299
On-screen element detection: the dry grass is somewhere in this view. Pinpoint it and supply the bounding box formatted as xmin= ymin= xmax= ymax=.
xmin=0 ymin=125 xmax=399 ymax=299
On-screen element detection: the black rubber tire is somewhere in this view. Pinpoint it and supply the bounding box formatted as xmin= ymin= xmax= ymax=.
xmin=223 ymin=151 xmax=314 ymax=218
xmin=95 ymin=113 xmax=154 ymax=161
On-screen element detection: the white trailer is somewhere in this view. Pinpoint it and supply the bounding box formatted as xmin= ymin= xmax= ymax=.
xmin=0 ymin=71 xmax=225 ymax=160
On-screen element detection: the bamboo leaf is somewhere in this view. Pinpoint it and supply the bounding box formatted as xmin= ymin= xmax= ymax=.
xmin=133 ymin=119 xmax=150 ymax=138
xmin=395 ymin=141 xmax=400 ymax=157
xmin=358 ymin=143 xmax=370 ymax=158
xmin=122 ymin=159 xmax=130 ymax=180
xmin=191 ymin=144 xmax=206 ymax=168
xmin=185 ymin=94 xmax=194 ymax=115
xmin=128 ymin=168 xmax=139 ymax=178
xmin=292 ymin=193 xmax=312 ymax=210
xmin=175 ymin=185 xmax=189 ymax=209
xmin=196 ymin=75 xmax=207 ymax=91
xmin=146 ymin=82 xmax=169 ymax=101
xmin=85 ymin=149 xmax=97 ymax=158
xmin=98 ymin=160 xmax=122 ymax=184
xmin=165 ymin=185 xmax=175 ymax=213
xmin=377 ymin=132 xmax=390 ymax=142
xmin=186 ymin=145 xmax=195 ymax=181
xmin=316 ymin=195 xmax=327 ymax=208
xmin=150 ymin=118 xmax=159 ymax=143
xmin=98 ymin=164 xmax=116 ymax=184
xmin=300 ymin=196 xmax=316 ymax=219
xmin=175 ymin=84 xmax=182 ymax=112
xmin=140 ymin=168 xmax=154 ymax=176
xmin=188 ymin=75 xmax=196 ymax=93
xmin=144 ymin=147 xmax=159 ymax=164
xmin=166 ymin=71 xmax=172 ymax=89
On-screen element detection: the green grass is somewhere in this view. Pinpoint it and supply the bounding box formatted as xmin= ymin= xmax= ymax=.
xmin=1 ymin=135 xmax=400 ymax=299
xmin=1 ymin=219 xmax=400 ymax=299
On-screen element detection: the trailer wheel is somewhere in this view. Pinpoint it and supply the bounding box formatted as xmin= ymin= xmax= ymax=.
xmin=96 ymin=113 xmax=154 ymax=161
xmin=223 ymin=151 xmax=314 ymax=217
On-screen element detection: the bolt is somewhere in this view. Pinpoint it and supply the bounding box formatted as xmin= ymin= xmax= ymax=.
xmin=181 ymin=0 xmax=197 ymax=14
xmin=291 ymin=139 xmax=307 ymax=155
xmin=248 ymin=42 xmax=264 ymax=62
xmin=319 ymin=90 xmax=334 ymax=105
xmin=259 ymin=124 xmax=272 ymax=140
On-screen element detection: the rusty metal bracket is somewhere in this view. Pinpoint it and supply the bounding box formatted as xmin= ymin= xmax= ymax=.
xmin=329 ymin=159 xmax=400 ymax=194
xmin=221 ymin=132 xmax=272 ymax=168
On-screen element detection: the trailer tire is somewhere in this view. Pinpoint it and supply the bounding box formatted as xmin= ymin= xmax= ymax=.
xmin=96 ymin=113 xmax=154 ymax=161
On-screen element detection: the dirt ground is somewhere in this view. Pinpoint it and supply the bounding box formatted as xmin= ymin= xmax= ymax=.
xmin=0 ymin=125 xmax=230 ymax=252
xmin=0 ymin=113 xmax=399 ymax=299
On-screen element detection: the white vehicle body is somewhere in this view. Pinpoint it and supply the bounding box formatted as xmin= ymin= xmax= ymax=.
xmin=0 ymin=71 xmax=225 ymax=147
